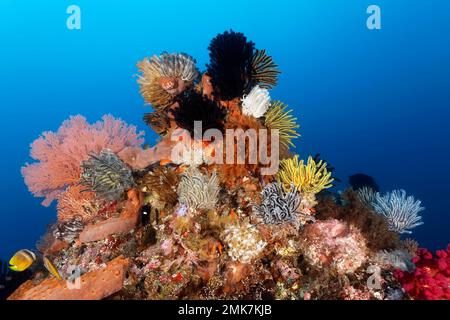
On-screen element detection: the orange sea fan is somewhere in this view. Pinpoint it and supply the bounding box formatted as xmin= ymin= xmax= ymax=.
xmin=57 ymin=185 xmax=99 ymax=223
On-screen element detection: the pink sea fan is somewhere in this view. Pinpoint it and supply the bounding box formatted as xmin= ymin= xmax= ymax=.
xmin=21 ymin=115 xmax=145 ymax=206
xmin=300 ymin=219 xmax=368 ymax=275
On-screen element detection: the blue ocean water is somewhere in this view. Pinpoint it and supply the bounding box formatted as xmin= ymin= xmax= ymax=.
xmin=0 ymin=0 xmax=449 ymax=261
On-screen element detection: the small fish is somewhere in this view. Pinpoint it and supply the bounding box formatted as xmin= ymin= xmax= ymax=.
xmin=159 ymin=159 xmax=172 ymax=166
xmin=349 ymin=173 xmax=379 ymax=192
xmin=9 ymin=249 xmax=36 ymax=272
xmin=43 ymin=257 xmax=62 ymax=280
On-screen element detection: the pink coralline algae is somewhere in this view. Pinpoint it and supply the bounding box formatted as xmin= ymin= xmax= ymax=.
xmin=394 ymin=244 xmax=450 ymax=300
xmin=21 ymin=115 xmax=144 ymax=206
xmin=300 ymin=219 xmax=368 ymax=274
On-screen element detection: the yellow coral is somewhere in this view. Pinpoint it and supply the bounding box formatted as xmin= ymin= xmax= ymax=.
xmin=277 ymin=155 xmax=333 ymax=194
xmin=264 ymin=101 xmax=300 ymax=149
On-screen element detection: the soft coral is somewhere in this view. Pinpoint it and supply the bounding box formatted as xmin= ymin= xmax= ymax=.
xmin=394 ymin=244 xmax=450 ymax=300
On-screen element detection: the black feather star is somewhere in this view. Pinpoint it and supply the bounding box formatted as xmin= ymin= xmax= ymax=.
xmin=206 ymin=30 xmax=255 ymax=100
xmin=170 ymin=90 xmax=226 ymax=137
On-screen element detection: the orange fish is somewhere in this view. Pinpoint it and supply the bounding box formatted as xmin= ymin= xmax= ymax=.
xmin=159 ymin=159 xmax=172 ymax=166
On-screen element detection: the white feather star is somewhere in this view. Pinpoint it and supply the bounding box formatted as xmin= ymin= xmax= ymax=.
xmin=241 ymin=85 xmax=271 ymax=118
xmin=372 ymin=189 xmax=424 ymax=234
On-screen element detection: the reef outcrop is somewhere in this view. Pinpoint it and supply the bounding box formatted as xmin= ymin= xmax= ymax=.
xmin=12 ymin=30 xmax=444 ymax=301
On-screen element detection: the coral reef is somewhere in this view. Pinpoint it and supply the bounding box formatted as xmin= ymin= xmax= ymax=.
xmin=13 ymin=30 xmax=443 ymax=301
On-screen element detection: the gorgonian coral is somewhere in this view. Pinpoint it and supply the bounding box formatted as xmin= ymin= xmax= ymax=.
xmin=264 ymin=101 xmax=300 ymax=149
xmin=171 ymin=90 xmax=226 ymax=137
xmin=222 ymin=222 xmax=267 ymax=264
xmin=80 ymin=149 xmax=135 ymax=202
xmin=21 ymin=115 xmax=144 ymax=206
xmin=371 ymin=190 xmax=424 ymax=234
xmin=207 ymin=30 xmax=255 ymax=100
xmin=57 ymin=185 xmax=99 ymax=223
xmin=299 ymin=219 xmax=368 ymax=275
xmin=177 ymin=169 xmax=220 ymax=211
xmin=277 ymin=155 xmax=333 ymax=195
xmin=253 ymin=182 xmax=301 ymax=224
xmin=394 ymin=245 xmax=450 ymax=300
xmin=137 ymin=52 xmax=199 ymax=110
xmin=251 ymin=49 xmax=280 ymax=89
xmin=138 ymin=166 xmax=180 ymax=206
xmin=241 ymin=85 xmax=271 ymax=118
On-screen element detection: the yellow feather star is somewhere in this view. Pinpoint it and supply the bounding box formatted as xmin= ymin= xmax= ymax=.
xmin=264 ymin=101 xmax=300 ymax=149
xmin=277 ymin=155 xmax=334 ymax=194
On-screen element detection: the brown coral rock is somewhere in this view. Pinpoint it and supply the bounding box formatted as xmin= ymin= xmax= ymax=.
xmin=8 ymin=256 xmax=130 ymax=300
